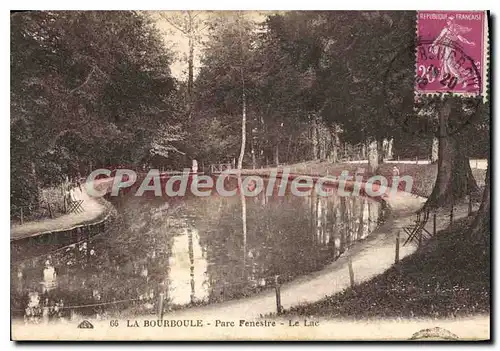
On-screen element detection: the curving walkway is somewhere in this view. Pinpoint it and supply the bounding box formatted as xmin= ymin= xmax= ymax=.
xmin=10 ymin=183 xmax=109 ymax=241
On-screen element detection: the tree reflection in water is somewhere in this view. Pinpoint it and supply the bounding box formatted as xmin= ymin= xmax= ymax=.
xmin=11 ymin=177 xmax=384 ymax=323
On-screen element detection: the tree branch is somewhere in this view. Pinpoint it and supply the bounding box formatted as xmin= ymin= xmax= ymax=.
xmin=69 ymin=66 xmax=95 ymax=94
xmin=162 ymin=15 xmax=188 ymax=35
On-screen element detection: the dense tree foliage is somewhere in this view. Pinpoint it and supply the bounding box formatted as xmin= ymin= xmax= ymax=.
xmin=11 ymin=11 xmax=182 ymax=207
xmin=190 ymin=11 xmax=421 ymax=168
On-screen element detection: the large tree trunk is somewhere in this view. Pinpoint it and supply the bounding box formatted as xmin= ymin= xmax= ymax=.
xmin=31 ymin=161 xmax=41 ymax=204
xmin=368 ymin=140 xmax=378 ymax=174
xmin=431 ymin=137 xmax=439 ymax=163
xmin=188 ymin=226 xmax=195 ymax=304
xmin=424 ymin=100 xmax=478 ymax=210
xmin=331 ymin=125 xmax=340 ymax=163
xmin=383 ymin=138 xmax=394 ymax=160
xmin=274 ymin=143 xmax=279 ymax=166
xmin=339 ymin=197 xmax=346 ymax=253
xmin=381 ymin=138 xmax=388 ymax=160
xmin=376 ymin=139 xmax=384 ymax=164
xmin=237 ymin=16 xmax=246 ymax=170
xmin=237 ymin=93 xmax=246 ymax=170
xmin=286 ymin=135 xmax=293 ymax=164
xmin=311 ymin=115 xmax=319 ymax=160
xmin=251 ymin=145 xmax=256 ymax=169
xmin=187 ymin=34 xmax=194 ymax=119
xmin=471 ymin=161 xmax=490 ymax=242
xmin=251 ymin=124 xmax=256 ymax=169
xmin=319 ymin=123 xmax=327 ymax=160
xmin=361 ymin=142 xmax=367 ymax=160
xmin=239 ymin=176 xmax=247 ymax=278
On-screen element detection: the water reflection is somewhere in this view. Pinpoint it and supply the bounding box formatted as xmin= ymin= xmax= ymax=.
xmin=167 ymin=226 xmax=210 ymax=305
xmin=41 ymin=260 xmax=57 ymax=293
xmin=11 ymin=177 xmax=385 ymax=322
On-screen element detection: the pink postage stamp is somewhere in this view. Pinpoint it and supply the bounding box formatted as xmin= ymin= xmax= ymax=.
xmin=416 ymin=11 xmax=488 ymax=96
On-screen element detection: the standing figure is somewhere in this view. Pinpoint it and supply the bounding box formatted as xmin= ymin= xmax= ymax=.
xmin=431 ymin=16 xmax=476 ymax=88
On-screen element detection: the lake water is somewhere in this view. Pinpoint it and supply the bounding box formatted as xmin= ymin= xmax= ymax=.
xmin=11 ymin=176 xmax=385 ymax=322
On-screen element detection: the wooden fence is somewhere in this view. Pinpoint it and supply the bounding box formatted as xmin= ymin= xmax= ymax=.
xmin=209 ymin=163 xmax=234 ymax=174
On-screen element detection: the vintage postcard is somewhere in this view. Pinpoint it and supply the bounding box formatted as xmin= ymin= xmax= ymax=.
xmin=10 ymin=10 xmax=491 ymax=341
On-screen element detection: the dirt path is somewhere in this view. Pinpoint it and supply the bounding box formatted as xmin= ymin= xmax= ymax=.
xmin=10 ymin=186 xmax=108 ymax=241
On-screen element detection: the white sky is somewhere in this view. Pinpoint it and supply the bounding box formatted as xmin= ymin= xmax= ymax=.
xmin=148 ymin=11 xmax=271 ymax=80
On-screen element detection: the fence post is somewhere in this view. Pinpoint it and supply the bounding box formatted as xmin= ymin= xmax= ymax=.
xmin=433 ymin=212 xmax=437 ymax=236
xmin=48 ymin=203 xmax=53 ymax=219
xmin=348 ymin=257 xmax=355 ymax=288
xmin=415 ymin=156 xmax=418 ymax=165
xmin=274 ymin=275 xmax=282 ymax=313
xmin=61 ymin=184 xmax=66 ymax=213
xmin=450 ymin=203 xmax=454 ymax=225
xmin=20 ymin=207 xmax=24 ymax=225
xmin=395 ymin=231 xmax=400 ymax=263
xmin=274 ymin=275 xmax=283 ymax=314
xmin=468 ymin=195 xmax=473 ymax=216
xmin=157 ymin=292 xmax=165 ymax=320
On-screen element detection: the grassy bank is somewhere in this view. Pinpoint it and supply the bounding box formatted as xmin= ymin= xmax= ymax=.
xmin=283 ymin=216 xmax=490 ymax=319
xmin=247 ymin=160 xmax=489 ymax=319
xmin=243 ymin=160 xmax=486 ymax=198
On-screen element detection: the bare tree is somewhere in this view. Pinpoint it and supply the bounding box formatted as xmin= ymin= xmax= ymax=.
xmin=160 ymin=11 xmax=208 ymax=119
xmin=237 ymin=11 xmax=248 ymax=170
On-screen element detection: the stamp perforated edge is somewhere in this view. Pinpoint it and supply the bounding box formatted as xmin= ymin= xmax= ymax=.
xmin=414 ymin=10 xmax=489 ymax=102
